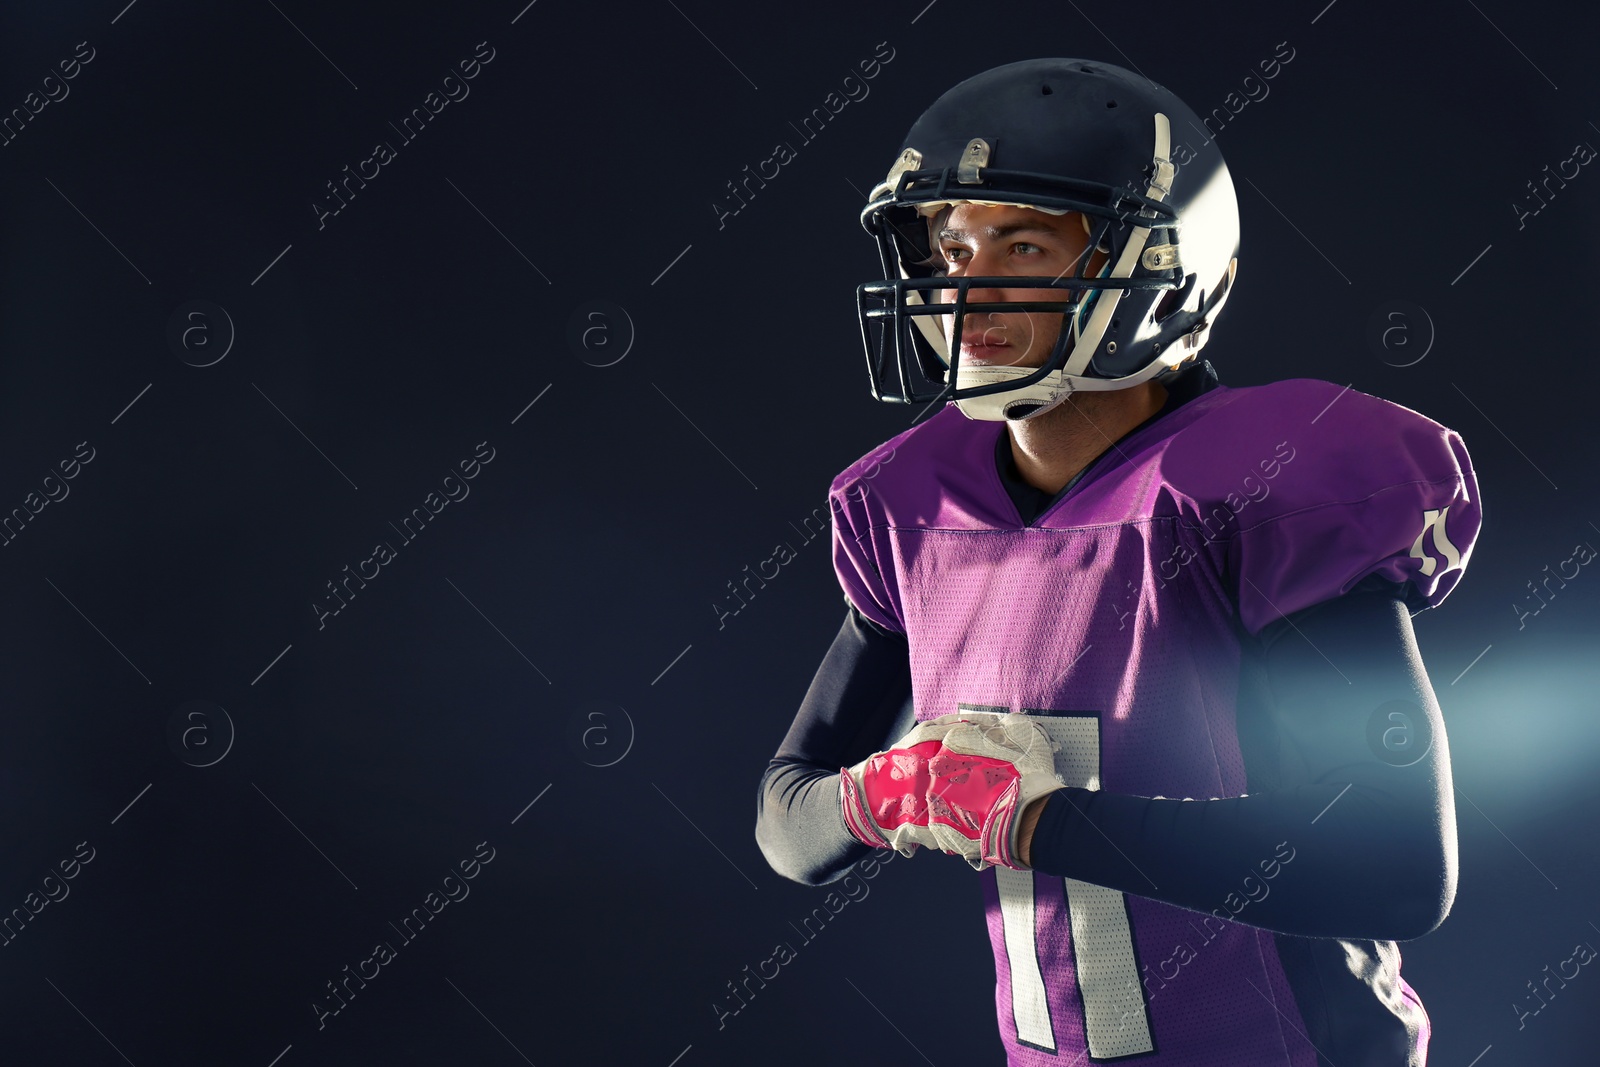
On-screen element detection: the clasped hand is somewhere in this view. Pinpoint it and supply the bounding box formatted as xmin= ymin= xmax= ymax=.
xmin=840 ymin=711 xmax=1065 ymax=871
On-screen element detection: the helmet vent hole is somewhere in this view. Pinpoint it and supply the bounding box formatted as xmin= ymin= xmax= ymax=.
xmin=1106 ymin=100 xmax=1118 ymax=109
xmin=1079 ymin=65 xmax=1094 ymax=73
xmin=1041 ymin=84 xmax=1053 ymax=95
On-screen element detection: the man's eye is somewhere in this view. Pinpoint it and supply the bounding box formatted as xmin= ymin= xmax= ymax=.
xmin=940 ymin=242 xmax=1045 ymax=263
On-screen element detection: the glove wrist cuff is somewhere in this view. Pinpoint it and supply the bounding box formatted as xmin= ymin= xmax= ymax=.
xmin=839 ymin=766 xmax=892 ymax=849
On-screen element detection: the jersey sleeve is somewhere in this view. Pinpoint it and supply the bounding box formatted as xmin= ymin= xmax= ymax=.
xmin=1226 ymin=385 xmax=1482 ymax=638
xmin=828 ymin=473 xmax=906 ymax=634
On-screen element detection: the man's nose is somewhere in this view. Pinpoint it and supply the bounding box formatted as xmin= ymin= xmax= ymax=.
xmin=952 ymin=248 xmax=1010 ymax=309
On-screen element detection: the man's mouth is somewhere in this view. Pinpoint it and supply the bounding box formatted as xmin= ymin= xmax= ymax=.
xmin=960 ymin=341 xmax=1013 ymax=366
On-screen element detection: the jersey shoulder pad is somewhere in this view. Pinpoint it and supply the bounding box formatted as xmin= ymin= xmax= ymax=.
xmin=825 ymin=413 xmax=957 ymax=633
xmin=1168 ymin=378 xmax=1481 ymax=636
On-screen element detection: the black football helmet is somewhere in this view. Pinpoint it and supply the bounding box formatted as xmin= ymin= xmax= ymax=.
xmin=856 ymin=58 xmax=1240 ymax=421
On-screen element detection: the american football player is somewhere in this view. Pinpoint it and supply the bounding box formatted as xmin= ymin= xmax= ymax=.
xmin=756 ymin=58 xmax=1480 ymax=1065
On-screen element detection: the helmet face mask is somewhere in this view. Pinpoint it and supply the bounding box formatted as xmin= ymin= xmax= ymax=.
xmin=855 ymin=59 xmax=1240 ymax=422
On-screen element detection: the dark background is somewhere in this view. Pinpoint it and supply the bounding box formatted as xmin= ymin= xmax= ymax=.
xmin=0 ymin=0 xmax=1596 ymax=1063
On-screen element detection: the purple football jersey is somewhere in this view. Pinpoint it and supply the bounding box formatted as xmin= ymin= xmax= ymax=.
xmin=829 ymin=377 xmax=1479 ymax=1065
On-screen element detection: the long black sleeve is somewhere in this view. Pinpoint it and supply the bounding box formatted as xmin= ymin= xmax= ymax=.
xmin=1027 ymin=584 xmax=1457 ymax=942
xmin=754 ymin=604 xmax=915 ymax=886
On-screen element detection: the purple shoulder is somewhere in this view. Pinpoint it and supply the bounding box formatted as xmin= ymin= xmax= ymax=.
xmin=1164 ymin=378 xmax=1473 ymax=524
xmin=1164 ymin=378 xmax=1482 ymax=634
xmin=828 ymin=405 xmax=976 ymax=514
xmin=826 ymin=407 xmax=985 ymax=633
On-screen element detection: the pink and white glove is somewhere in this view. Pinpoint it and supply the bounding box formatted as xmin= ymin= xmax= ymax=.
xmin=840 ymin=711 xmax=1065 ymax=871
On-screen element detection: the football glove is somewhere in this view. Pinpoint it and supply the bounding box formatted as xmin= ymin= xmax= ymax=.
xmin=839 ymin=715 xmax=957 ymax=859
xmin=841 ymin=711 xmax=1065 ymax=871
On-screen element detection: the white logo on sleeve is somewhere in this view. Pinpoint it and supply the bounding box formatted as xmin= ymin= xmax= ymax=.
xmin=1409 ymin=506 xmax=1462 ymax=577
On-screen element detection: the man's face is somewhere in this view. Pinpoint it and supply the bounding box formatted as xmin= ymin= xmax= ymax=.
xmin=930 ymin=202 xmax=1107 ymax=372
